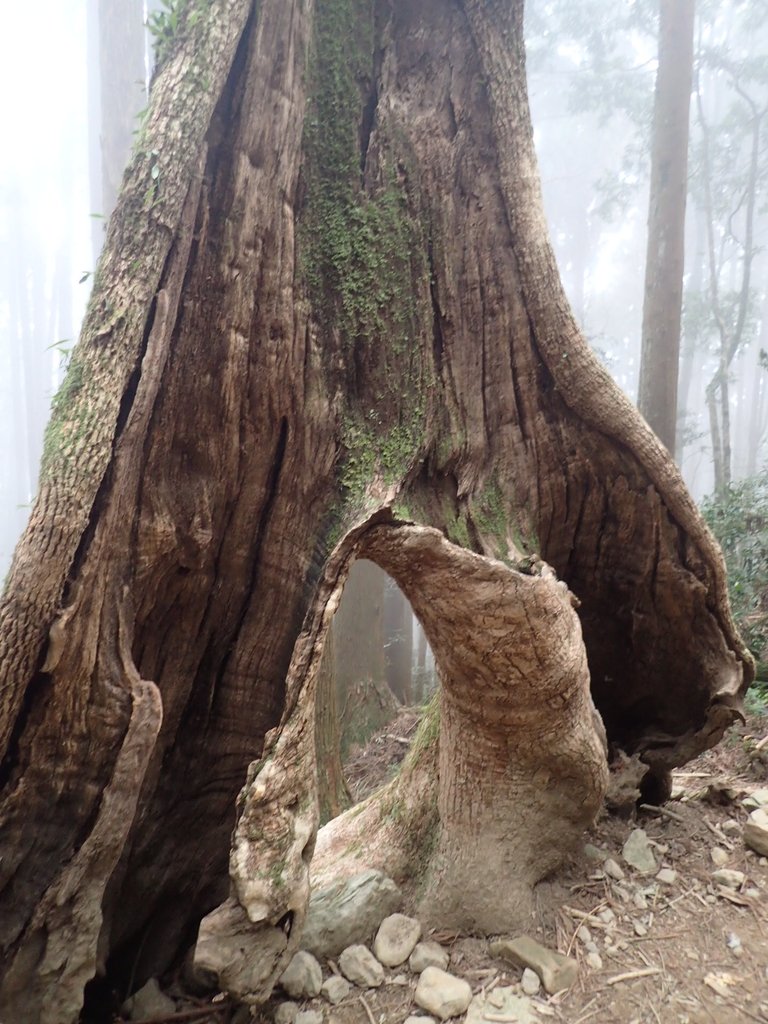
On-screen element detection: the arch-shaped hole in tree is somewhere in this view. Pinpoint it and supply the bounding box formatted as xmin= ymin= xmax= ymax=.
xmin=315 ymin=558 xmax=437 ymax=824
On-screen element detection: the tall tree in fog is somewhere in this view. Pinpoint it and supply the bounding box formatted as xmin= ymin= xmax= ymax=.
xmin=638 ymin=0 xmax=695 ymax=457
xmin=0 ymin=3 xmax=750 ymax=1020
xmin=383 ymin=577 xmax=413 ymax=705
xmin=87 ymin=0 xmax=147 ymax=252
xmin=693 ymin=18 xmax=768 ymax=492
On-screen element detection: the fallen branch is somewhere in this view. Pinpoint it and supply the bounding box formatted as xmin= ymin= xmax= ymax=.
xmin=359 ymin=994 xmax=377 ymax=1024
xmin=639 ymin=803 xmax=686 ymax=824
xmin=604 ymin=967 xmax=662 ymax=986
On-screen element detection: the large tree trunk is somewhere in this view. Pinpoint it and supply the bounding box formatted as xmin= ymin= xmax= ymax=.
xmin=637 ymin=0 xmax=695 ymax=457
xmin=0 ymin=1 xmax=751 ymax=1020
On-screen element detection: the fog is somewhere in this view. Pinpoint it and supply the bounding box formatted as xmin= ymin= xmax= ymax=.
xmin=2 ymin=0 xmax=767 ymax=581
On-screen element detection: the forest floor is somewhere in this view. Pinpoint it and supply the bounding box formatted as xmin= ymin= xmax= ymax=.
xmin=136 ymin=702 xmax=768 ymax=1024
xmin=310 ymin=702 xmax=768 ymax=1024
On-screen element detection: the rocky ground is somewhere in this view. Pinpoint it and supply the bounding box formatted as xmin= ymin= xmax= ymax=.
xmin=116 ymin=702 xmax=768 ymax=1024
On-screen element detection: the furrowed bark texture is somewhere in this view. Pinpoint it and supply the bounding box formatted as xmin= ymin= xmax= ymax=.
xmin=0 ymin=0 xmax=751 ymax=1018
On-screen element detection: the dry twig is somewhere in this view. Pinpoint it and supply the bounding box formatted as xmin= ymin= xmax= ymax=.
xmin=604 ymin=967 xmax=662 ymax=986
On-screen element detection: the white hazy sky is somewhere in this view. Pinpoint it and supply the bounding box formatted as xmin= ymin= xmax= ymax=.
xmin=1 ymin=2 xmax=94 ymax=576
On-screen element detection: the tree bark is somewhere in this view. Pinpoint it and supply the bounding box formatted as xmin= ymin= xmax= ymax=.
xmin=0 ymin=1 xmax=752 ymax=1019
xmin=638 ymin=0 xmax=695 ymax=457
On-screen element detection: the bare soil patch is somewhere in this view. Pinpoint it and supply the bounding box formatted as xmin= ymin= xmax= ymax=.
xmin=120 ymin=705 xmax=768 ymax=1024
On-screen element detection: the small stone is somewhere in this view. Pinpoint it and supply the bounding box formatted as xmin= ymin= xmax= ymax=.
xmin=374 ymin=913 xmax=422 ymax=967
xmin=712 ymin=868 xmax=745 ymax=890
xmin=521 ymin=968 xmax=540 ymax=996
xmin=745 ymin=887 xmax=761 ymax=899
xmin=121 ymin=979 xmax=176 ymax=1021
xmin=321 ymin=976 xmax=352 ymax=1005
xmin=275 ymin=1003 xmax=300 ymax=1024
xmin=576 ymin=925 xmax=592 ymax=945
xmin=633 ymin=920 xmax=647 ymax=937
xmin=585 ymin=941 xmax=599 ymax=955
xmin=295 ymin=1012 xmax=323 ymax=1024
xmin=633 ymin=892 xmax=648 ymax=910
xmin=585 ymin=952 xmax=603 ymax=971
xmin=465 ymin=988 xmax=537 ymax=1024
xmin=726 ymin=932 xmax=743 ymax=956
xmin=721 ymin=819 xmax=741 ymax=835
xmin=584 ymin=843 xmax=608 ymax=862
xmin=598 ymin=908 xmax=616 ymax=925
xmin=744 ymin=808 xmax=768 ymax=856
xmin=622 ymin=829 xmax=657 ymax=874
xmin=409 ymin=941 xmax=449 ymax=973
xmin=603 ymin=858 xmax=625 ymax=881
xmin=656 ymin=868 xmax=677 ymax=885
xmin=404 ymin=1018 xmax=436 ymax=1024
xmin=414 ymin=967 xmax=472 ymax=1020
xmin=710 ymin=847 xmax=729 ymax=867
xmin=338 ymin=945 xmax=385 ymax=988
xmin=490 ymin=936 xmax=578 ymax=994
xmin=743 ymin=788 xmax=768 ymax=809
xmin=280 ymin=952 xmax=323 ymax=999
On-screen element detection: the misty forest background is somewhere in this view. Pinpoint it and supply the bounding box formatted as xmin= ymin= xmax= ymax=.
xmin=1 ymin=0 xmax=767 ymax=729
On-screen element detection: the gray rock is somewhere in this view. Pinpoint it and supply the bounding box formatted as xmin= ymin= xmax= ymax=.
xmin=275 ymin=1002 xmax=300 ymax=1024
xmin=656 ymin=868 xmax=677 ymax=885
xmin=490 ymin=936 xmax=578 ymax=995
xmin=584 ymin=843 xmax=608 ymax=862
xmin=744 ymin=808 xmax=768 ymax=856
xmin=414 ymin=967 xmax=472 ymax=1020
xmin=409 ymin=941 xmax=450 ymax=973
xmin=521 ymin=967 xmax=540 ymax=996
xmin=603 ymin=858 xmax=625 ymax=881
xmin=338 ymin=945 xmax=385 ymax=988
xmin=280 ymin=951 xmax=323 ymax=999
xmin=121 ymin=979 xmax=176 ymax=1021
xmin=585 ymin=951 xmax=603 ymax=971
xmin=321 ymin=976 xmax=352 ymax=1005
xmin=712 ymin=868 xmax=745 ymax=890
xmin=743 ymin=788 xmax=768 ymax=809
xmin=404 ymin=1018 xmax=436 ymax=1024
xmin=710 ymin=846 xmax=729 ymax=867
xmin=622 ymin=829 xmax=657 ymax=874
xmin=465 ymin=987 xmax=536 ymax=1024
xmin=301 ymin=870 xmax=402 ymax=958
xmin=295 ymin=1012 xmax=323 ymax=1024
xmin=374 ymin=913 xmax=422 ymax=967
xmin=181 ymin=943 xmax=218 ymax=995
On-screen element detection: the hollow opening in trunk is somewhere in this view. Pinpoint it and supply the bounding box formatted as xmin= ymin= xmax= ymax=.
xmin=315 ymin=557 xmax=437 ymax=823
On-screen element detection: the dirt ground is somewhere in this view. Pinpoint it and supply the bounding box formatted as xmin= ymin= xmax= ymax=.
xmin=131 ymin=704 xmax=768 ymax=1024
xmin=299 ymin=704 xmax=768 ymax=1024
